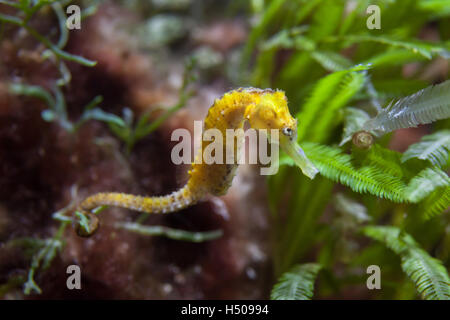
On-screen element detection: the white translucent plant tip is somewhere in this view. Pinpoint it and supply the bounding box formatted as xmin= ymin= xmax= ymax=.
xmin=280 ymin=136 xmax=319 ymax=179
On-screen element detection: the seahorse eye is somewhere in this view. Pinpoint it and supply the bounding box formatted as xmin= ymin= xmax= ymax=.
xmin=282 ymin=127 xmax=293 ymax=136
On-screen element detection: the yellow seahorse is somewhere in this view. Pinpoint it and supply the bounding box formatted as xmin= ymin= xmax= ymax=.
xmin=75 ymin=88 xmax=318 ymax=236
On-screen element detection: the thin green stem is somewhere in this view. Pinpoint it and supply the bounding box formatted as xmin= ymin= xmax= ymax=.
xmin=51 ymin=1 xmax=69 ymax=49
xmin=116 ymin=222 xmax=223 ymax=243
xmin=0 ymin=12 xmax=23 ymax=25
xmin=0 ymin=11 xmax=96 ymax=67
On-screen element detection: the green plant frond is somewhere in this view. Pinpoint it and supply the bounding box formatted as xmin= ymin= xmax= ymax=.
xmin=24 ymin=238 xmax=63 ymax=295
xmin=252 ymin=48 xmax=276 ymax=88
xmin=293 ymin=0 xmax=323 ymax=25
xmin=363 ymin=226 xmax=450 ymax=300
xmin=301 ymin=143 xmax=407 ymax=202
xmin=296 ymin=72 xmax=347 ymax=139
xmin=334 ymin=193 xmax=371 ymax=223
xmin=340 ymin=107 xmax=372 ymax=146
xmin=341 ymin=35 xmax=450 ymax=59
xmin=277 ymin=177 xmax=334 ymax=274
xmin=364 ymin=80 xmax=450 ymax=135
xmin=271 ymin=263 xmax=322 ymax=300
xmin=261 ymin=26 xmax=313 ymax=51
xmin=292 ymin=142 xmax=449 ymax=217
xmin=338 ymin=0 xmax=370 ymax=35
xmin=242 ymin=0 xmax=287 ymax=64
xmin=418 ymin=186 xmax=450 ymax=219
xmin=307 ymin=0 xmax=343 ymax=41
xmin=296 ymin=65 xmax=369 ymax=142
xmin=372 ymin=78 xmax=429 ymax=99
xmin=310 ymin=50 xmax=353 ymax=72
xmin=362 ymin=49 xmax=425 ymax=68
xmin=418 ymin=0 xmax=450 ymax=18
xmin=359 ymin=144 xmax=405 ymax=178
xmin=402 ymin=130 xmax=450 ymax=168
xmin=405 ymin=167 xmax=450 ymax=203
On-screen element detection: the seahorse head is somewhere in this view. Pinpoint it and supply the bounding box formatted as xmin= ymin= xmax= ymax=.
xmin=245 ymin=88 xmax=318 ymax=179
xmin=246 ymin=89 xmax=297 ymax=138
